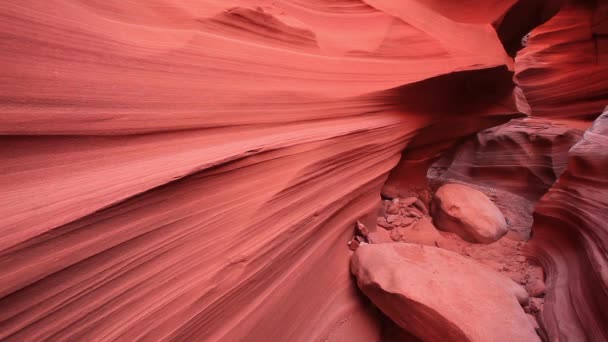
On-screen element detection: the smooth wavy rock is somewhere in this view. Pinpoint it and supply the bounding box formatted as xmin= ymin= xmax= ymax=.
xmin=529 ymin=108 xmax=608 ymax=341
xmin=431 ymin=118 xmax=584 ymax=201
xmin=428 ymin=117 xmax=584 ymax=239
xmin=0 ymin=1 xmax=525 ymax=340
xmin=351 ymin=243 xmax=539 ymax=342
xmin=515 ymin=2 xmax=608 ymax=119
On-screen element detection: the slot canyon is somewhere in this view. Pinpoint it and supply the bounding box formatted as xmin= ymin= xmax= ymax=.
xmin=1 ymin=0 xmax=607 ymax=341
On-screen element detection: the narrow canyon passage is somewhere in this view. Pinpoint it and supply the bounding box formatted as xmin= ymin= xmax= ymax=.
xmin=0 ymin=0 xmax=607 ymax=341
xmin=349 ymin=116 xmax=584 ymax=341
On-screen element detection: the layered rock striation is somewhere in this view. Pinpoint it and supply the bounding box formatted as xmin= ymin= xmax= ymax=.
xmin=0 ymin=1 xmax=527 ymax=340
xmin=0 ymin=0 xmax=606 ymax=341
xmin=515 ymin=1 xmax=608 ymax=119
xmin=529 ymin=109 xmax=608 ymax=341
xmin=428 ymin=117 xmax=584 ymax=240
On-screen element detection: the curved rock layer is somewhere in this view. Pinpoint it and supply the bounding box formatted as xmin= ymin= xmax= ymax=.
xmin=0 ymin=1 xmax=527 ymax=340
xmin=430 ymin=117 xmax=584 ymax=201
xmin=515 ymin=1 xmax=608 ymax=119
xmin=427 ymin=118 xmax=584 ymax=239
xmin=529 ymin=109 xmax=608 ymax=341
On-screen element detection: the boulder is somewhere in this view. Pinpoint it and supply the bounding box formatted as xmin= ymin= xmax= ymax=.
xmin=431 ymin=183 xmax=507 ymax=243
xmin=351 ymin=243 xmax=539 ymax=342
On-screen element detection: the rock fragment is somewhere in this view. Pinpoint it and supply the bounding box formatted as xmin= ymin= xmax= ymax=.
xmin=377 ymin=217 xmax=393 ymax=229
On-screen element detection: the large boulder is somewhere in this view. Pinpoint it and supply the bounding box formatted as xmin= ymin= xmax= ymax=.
xmin=351 ymin=243 xmax=539 ymax=342
xmin=431 ymin=183 xmax=507 ymax=243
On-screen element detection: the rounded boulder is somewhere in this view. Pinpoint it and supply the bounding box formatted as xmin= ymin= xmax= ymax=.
xmin=431 ymin=183 xmax=507 ymax=243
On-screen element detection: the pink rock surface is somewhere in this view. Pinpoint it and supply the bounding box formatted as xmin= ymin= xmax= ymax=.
xmin=529 ymin=108 xmax=608 ymax=341
xmin=431 ymin=183 xmax=508 ymax=243
xmin=0 ymin=0 xmax=524 ymax=340
xmin=515 ymin=2 xmax=608 ymax=119
xmin=431 ymin=118 xmax=585 ymax=201
xmin=428 ymin=117 xmax=585 ymax=240
xmin=1 ymin=0 xmax=606 ymax=340
xmin=351 ymin=243 xmax=539 ymax=342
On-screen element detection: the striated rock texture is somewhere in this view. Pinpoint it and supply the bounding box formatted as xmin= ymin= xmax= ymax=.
xmin=515 ymin=1 xmax=608 ymax=119
xmin=351 ymin=243 xmax=539 ymax=342
xmin=529 ymin=109 xmax=608 ymax=341
xmin=430 ymin=118 xmax=585 ymax=201
xmin=0 ymin=1 xmax=529 ymax=340
xmin=428 ymin=117 xmax=584 ymax=239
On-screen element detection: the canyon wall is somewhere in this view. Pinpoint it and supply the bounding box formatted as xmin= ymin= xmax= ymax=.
xmin=530 ymin=109 xmax=608 ymax=341
xmin=427 ymin=1 xmax=608 ymax=339
xmin=515 ymin=0 xmax=608 ymax=119
xmin=427 ymin=118 xmax=584 ymax=240
xmin=0 ymin=1 xmax=525 ymax=340
xmin=0 ymin=0 xmax=607 ymax=341
xmin=518 ymin=2 xmax=608 ymax=339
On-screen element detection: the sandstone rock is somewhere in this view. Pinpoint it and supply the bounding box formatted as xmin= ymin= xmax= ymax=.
xmin=398 ymin=217 xmax=415 ymax=227
xmin=347 ymin=238 xmax=360 ymax=251
xmin=524 ymin=298 xmax=543 ymax=315
xmin=366 ymin=226 xmax=393 ymax=244
xmin=399 ymin=196 xmax=418 ymax=207
xmin=413 ymin=198 xmax=429 ymax=215
xmin=388 ymin=218 xmax=442 ymax=246
xmin=405 ymin=208 xmax=424 ymax=219
xmin=389 ymin=228 xmax=402 ymax=242
xmin=431 ymin=183 xmax=508 ymax=243
xmin=0 ymin=0 xmax=601 ymax=339
xmin=377 ymin=217 xmax=393 ymax=230
xmin=528 ymin=110 xmax=608 ymax=341
xmin=386 ymin=215 xmax=398 ymax=224
xmin=525 ymin=278 xmax=546 ymax=298
xmin=386 ymin=203 xmax=400 ymax=215
xmin=427 ymin=117 xmax=583 ymax=240
xmin=527 ymin=314 xmax=540 ymax=330
xmin=356 ymin=221 xmax=369 ymax=238
xmin=351 ymin=244 xmax=539 ymax=342
xmin=401 ymin=218 xmax=442 ymax=246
